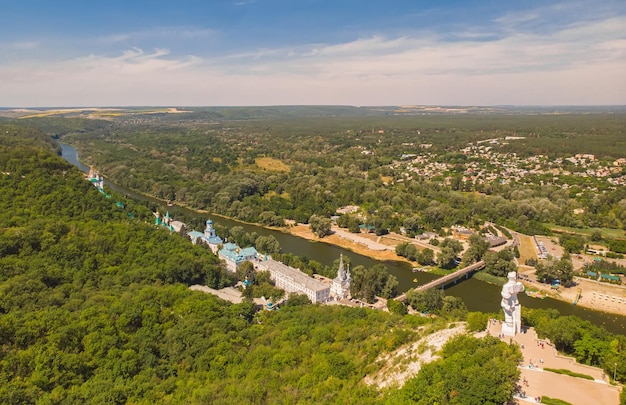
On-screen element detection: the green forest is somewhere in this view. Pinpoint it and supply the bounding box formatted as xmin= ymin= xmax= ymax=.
xmin=2 ymin=115 xmax=626 ymax=404
xmin=0 ymin=126 xmax=526 ymax=403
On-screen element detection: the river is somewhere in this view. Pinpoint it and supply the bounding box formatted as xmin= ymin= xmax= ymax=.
xmin=60 ymin=143 xmax=626 ymax=335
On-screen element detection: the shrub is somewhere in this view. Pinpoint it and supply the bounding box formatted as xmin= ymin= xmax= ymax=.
xmin=466 ymin=312 xmax=489 ymax=332
xmin=543 ymin=368 xmax=594 ymax=380
xmin=540 ymin=396 xmax=574 ymax=405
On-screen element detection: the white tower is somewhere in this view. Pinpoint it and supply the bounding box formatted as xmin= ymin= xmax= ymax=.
xmin=331 ymin=254 xmax=352 ymax=299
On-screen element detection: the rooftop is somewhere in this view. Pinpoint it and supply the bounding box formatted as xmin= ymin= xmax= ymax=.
xmin=188 ymin=230 xmax=204 ymax=240
xmin=219 ymin=245 xmax=258 ymax=263
xmin=261 ymin=259 xmax=329 ymax=293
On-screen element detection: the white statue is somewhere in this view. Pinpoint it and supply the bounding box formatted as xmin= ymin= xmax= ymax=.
xmin=501 ymin=271 xmax=524 ymax=336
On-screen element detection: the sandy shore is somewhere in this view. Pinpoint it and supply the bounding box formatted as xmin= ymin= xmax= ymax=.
xmin=517 ymin=264 xmax=626 ymax=317
xmin=549 ymin=278 xmax=626 ymax=316
xmin=286 ymin=224 xmax=408 ymax=263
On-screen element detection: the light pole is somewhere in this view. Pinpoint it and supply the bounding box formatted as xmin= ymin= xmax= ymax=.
xmin=614 ymin=362 xmax=617 ymax=382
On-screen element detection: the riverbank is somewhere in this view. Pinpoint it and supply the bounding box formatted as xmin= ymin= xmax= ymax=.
xmin=59 ymin=143 xmax=626 ymax=333
xmin=287 ymin=223 xmax=626 ymax=317
xmin=129 ymin=195 xmax=626 ymax=318
xmin=174 ymin=205 xmax=626 ymax=318
xmin=286 ymin=224 xmax=407 ymax=263
xmin=517 ymin=268 xmax=626 ymax=317
xmin=152 ymin=195 xmax=626 ymax=318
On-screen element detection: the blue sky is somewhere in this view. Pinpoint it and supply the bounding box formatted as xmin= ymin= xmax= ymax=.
xmin=1 ymin=0 xmax=625 ymax=106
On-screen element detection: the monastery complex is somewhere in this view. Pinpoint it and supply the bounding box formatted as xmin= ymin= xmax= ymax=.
xmin=160 ymin=215 xmax=351 ymax=304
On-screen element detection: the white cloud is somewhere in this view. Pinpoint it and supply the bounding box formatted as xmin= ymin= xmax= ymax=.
xmin=494 ymin=10 xmax=541 ymax=28
xmin=98 ymin=34 xmax=132 ymax=44
xmin=96 ymin=26 xmax=215 ymax=45
xmin=0 ymin=41 xmax=40 ymax=51
xmin=233 ymin=0 xmax=256 ymax=6
xmin=1 ymin=10 xmax=625 ymax=106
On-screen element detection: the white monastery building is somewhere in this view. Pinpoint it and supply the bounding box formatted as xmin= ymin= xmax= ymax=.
xmin=257 ymin=259 xmax=330 ymax=304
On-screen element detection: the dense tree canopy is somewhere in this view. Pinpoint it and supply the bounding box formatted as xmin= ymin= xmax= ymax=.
xmin=462 ymin=233 xmax=491 ymax=265
xmin=2 ymin=116 xmax=624 ymax=403
xmin=535 ymin=255 xmax=574 ymax=286
xmin=0 ymin=132 xmax=428 ymax=404
xmin=484 ymin=249 xmax=517 ymax=277
xmin=309 ymin=214 xmax=332 ymax=237
xmin=0 ymin=132 xmax=434 ymax=404
xmin=350 ymin=264 xmax=398 ymax=303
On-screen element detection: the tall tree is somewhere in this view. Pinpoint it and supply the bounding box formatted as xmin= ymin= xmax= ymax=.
xmin=535 ymin=255 xmax=574 ymax=286
xmin=350 ymin=264 xmax=394 ymax=303
xmin=462 ymin=233 xmax=490 ymax=265
xmin=418 ymin=248 xmax=435 ymax=266
xmin=484 ymin=250 xmax=517 ymax=277
xmin=308 ymin=215 xmax=332 ymax=238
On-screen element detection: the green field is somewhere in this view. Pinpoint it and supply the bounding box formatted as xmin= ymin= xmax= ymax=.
xmin=545 ymin=224 xmax=626 ymax=240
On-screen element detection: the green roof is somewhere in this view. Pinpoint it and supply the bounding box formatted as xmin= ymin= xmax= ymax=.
xmin=219 ymin=245 xmax=258 ymax=264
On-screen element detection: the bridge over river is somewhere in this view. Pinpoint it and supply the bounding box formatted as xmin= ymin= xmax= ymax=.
xmin=395 ymin=260 xmax=485 ymax=301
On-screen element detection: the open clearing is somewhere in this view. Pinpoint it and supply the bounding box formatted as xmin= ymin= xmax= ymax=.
xmin=255 ymin=157 xmax=290 ymax=172
xmin=517 ymin=233 xmax=537 ymax=263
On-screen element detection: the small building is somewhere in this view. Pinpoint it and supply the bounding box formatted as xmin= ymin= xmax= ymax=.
xmin=600 ymin=274 xmax=621 ymax=283
xmin=170 ymin=220 xmax=185 ymax=233
xmin=188 ymin=230 xmax=205 ymax=244
xmin=336 ymin=205 xmax=360 ymax=215
xmin=155 ymin=211 xmax=175 ymax=231
xmin=86 ymin=166 xmax=104 ymax=191
xmin=203 ymin=219 xmax=223 ymax=253
xmin=487 ymin=236 xmax=507 ymax=248
xmin=586 ymin=248 xmax=606 ymax=256
xmin=452 ymin=226 xmax=474 ymax=240
xmin=416 ymin=232 xmax=438 ymax=241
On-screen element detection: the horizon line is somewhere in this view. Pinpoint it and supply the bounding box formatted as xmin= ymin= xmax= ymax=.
xmin=2 ymin=104 xmax=626 ymax=109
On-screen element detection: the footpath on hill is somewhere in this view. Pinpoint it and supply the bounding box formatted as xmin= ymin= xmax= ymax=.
xmin=480 ymin=322 xmax=621 ymax=405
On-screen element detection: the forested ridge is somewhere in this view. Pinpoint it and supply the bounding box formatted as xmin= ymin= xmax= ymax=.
xmin=0 ymin=126 xmax=526 ymax=403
